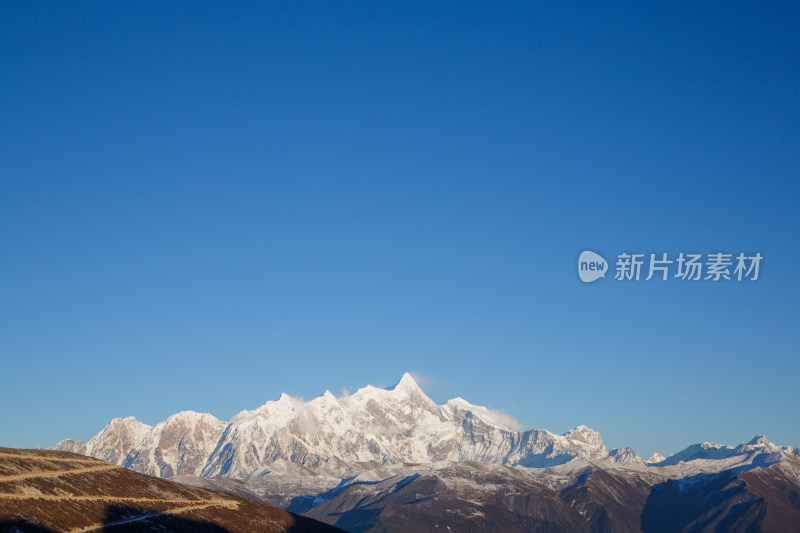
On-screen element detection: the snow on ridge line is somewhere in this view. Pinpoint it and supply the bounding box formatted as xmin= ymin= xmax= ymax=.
xmin=51 ymin=373 xmax=800 ymax=479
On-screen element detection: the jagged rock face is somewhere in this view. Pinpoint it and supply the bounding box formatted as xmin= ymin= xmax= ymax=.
xmin=123 ymin=411 xmax=226 ymax=477
xmin=605 ymin=447 xmax=646 ymax=466
xmin=198 ymin=374 xmax=607 ymax=478
xmin=55 ymin=412 xmax=224 ymax=478
xmin=55 ymin=438 xmax=86 ymax=456
xmin=57 ymin=416 xmax=152 ymax=466
xmin=646 ymin=453 xmax=666 ymax=464
xmin=56 ymin=373 xmax=620 ymax=479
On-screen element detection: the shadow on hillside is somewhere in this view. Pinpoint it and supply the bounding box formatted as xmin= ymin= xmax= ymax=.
xmin=98 ymin=504 xmax=233 ymax=532
xmin=640 ymin=469 xmax=764 ymax=532
xmin=0 ymin=504 xmax=335 ymax=533
xmin=640 ymin=452 xmax=784 ymax=532
xmin=0 ymin=520 xmax=57 ymax=533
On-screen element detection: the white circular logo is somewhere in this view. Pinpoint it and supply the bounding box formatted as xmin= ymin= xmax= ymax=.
xmin=578 ymin=251 xmax=607 ymax=283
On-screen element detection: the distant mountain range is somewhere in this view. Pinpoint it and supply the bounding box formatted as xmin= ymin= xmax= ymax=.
xmin=53 ymin=373 xmax=800 ymax=532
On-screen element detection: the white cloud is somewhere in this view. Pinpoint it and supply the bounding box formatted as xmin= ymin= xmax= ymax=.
xmin=480 ymin=408 xmax=522 ymax=432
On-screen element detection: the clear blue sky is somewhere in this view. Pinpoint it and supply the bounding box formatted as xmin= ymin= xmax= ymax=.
xmin=1 ymin=1 xmax=798 ymax=459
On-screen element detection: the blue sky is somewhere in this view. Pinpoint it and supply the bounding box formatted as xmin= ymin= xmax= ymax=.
xmin=1 ymin=2 xmax=798 ymax=458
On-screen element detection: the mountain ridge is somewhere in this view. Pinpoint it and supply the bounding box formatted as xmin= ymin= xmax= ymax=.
xmin=54 ymin=373 xmax=798 ymax=480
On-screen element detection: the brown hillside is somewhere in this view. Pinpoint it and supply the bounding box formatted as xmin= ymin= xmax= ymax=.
xmin=0 ymin=447 xmax=342 ymax=532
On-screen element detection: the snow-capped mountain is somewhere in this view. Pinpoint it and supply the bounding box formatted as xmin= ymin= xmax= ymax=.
xmin=124 ymin=411 xmax=226 ymax=477
xmin=54 ymin=372 xmax=799 ymax=482
xmin=56 ymin=373 xmax=620 ymax=478
xmin=57 ymin=415 xmax=152 ymax=466
xmin=652 ymin=434 xmax=800 ymax=466
xmin=604 ymin=446 xmax=645 ymax=465
xmin=56 ymin=411 xmax=225 ymax=477
xmin=646 ymin=452 xmax=665 ymax=464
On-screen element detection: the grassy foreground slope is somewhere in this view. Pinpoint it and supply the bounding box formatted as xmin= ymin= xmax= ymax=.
xmin=0 ymin=447 xmax=342 ymax=532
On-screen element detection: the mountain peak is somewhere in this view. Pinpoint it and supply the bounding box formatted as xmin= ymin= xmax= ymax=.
xmin=388 ymin=372 xmax=422 ymax=394
xmin=647 ymin=453 xmax=666 ymax=464
xmin=747 ymin=434 xmax=771 ymax=446
xmin=564 ymin=425 xmax=604 ymax=448
xmin=565 ymin=425 xmax=599 ymax=438
xmin=606 ymin=447 xmax=645 ymax=465
xmin=164 ymin=411 xmax=223 ymax=426
xmin=275 ymin=392 xmax=294 ymax=405
xmin=105 ymin=416 xmax=151 ymax=431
